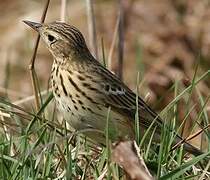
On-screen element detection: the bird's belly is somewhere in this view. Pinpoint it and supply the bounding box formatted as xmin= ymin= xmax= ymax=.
xmin=54 ymin=93 xmax=83 ymax=129
xmin=51 ymin=67 xmax=134 ymax=143
xmin=54 ymin=92 xmax=134 ymax=144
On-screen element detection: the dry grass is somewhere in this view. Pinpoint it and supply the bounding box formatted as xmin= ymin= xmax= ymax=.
xmin=0 ymin=0 xmax=209 ymax=179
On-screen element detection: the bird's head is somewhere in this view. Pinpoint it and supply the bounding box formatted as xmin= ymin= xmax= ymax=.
xmin=23 ymin=20 xmax=89 ymax=63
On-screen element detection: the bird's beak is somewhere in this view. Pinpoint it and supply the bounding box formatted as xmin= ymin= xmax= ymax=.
xmin=23 ymin=20 xmax=42 ymax=32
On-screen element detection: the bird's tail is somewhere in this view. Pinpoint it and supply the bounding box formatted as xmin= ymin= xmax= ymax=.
xmin=173 ymin=135 xmax=203 ymax=156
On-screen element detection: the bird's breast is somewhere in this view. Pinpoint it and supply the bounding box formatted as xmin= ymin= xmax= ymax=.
xmin=50 ymin=63 xmax=134 ymax=143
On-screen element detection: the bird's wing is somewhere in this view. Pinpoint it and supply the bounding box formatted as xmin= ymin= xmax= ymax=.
xmin=92 ymin=62 xmax=163 ymax=130
xmin=88 ymin=62 xmax=205 ymax=156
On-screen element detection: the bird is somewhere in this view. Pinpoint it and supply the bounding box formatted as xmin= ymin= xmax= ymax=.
xmin=23 ymin=20 xmax=203 ymax=156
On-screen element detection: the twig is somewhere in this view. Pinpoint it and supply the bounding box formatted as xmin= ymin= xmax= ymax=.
xmin=86 ymin=0 xmax=98 ymax=59
xmin=107 ymin=16 xmax=120 ymax=71
xmin=112 ymin=141 xmax=153 ymax=180
xmin=117 ymin=0 xmax=125 ymax=80
xmin=98 ymin=165 xmax=108 ymax=180
xmin=199 ymin=160 xmax=210 ymax=180
xmin=0 ymin=110 xmax=11 ymax=142
xmin=28 ymin=0 xmax=50 ymax=111
xmin=0 ymin=111 xmax=11 ymax=118
xmin=171 ymin=123 xmax=210 ymax=152
xmin=60 ymin=0 xmax=67 ymax=22
xmin=0 ymin=110 xmax=17 ymax=157
xmin=101 ymin=37 xmax=106 ymax=67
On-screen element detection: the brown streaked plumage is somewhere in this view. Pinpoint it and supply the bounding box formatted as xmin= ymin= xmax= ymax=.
xmin=23 ymin=20 xmax=203 ymax=156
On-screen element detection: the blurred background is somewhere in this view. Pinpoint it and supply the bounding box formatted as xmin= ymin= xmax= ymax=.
xmin=0 ymin=0 xmax=209 ymax=144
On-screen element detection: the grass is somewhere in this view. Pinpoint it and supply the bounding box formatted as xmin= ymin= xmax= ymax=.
xmin=0 ymin=70 xmax=209 ymax=179
xmin=0 ymin=1 xmax=210 ymax=179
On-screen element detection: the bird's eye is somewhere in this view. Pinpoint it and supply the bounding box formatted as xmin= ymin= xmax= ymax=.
xmin=48 ymin=34 xmax=55 ymax=42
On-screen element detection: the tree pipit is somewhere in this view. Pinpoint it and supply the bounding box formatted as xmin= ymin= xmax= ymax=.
xmin=23 ymin=20 xmax=203 ymax=156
